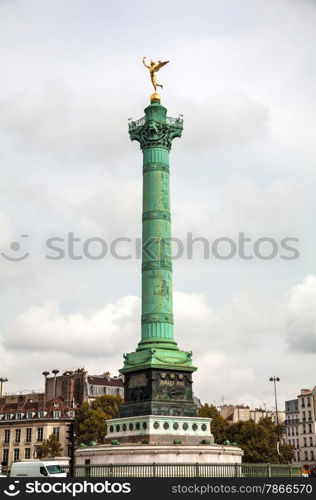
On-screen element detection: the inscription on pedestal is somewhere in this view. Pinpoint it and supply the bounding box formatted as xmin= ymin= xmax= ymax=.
xmin=128 ymin=373 xmax=148 ymax=388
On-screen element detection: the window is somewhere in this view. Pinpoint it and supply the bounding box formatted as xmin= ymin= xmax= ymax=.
xmin=309 ymin=437 xmax=313 ymax=447
xmin=16 ymin=413 xmax=22 ymax=420
xmin=26 ymin=412 xmax=33 ymax=419
xmin=311 ymin=451 xmax=315 ymax=461
xmin=25 ymin=448 xmax=31 ymax=459
xmin=308 ymin=411 xmax=312 ymax=421
xmin=301 ymin=398 xmax=305 ymax=408
xmin=68 ymin=411 xmax=75 ymax=418
xmin=296 ymin=427 xmax=298 ymax=435
xmin=309 ymin=424 xmax=312 ymax=433
xmin=302 ymin=411 xmax=306 ymax=421
xmin=26 ymin=428 xmax=32 ymax=443
xmin=14 ymin=449 xmax=19 ymax=461
xmin=53 ymin=411 xmax=61 ymax=419
xmin=305 ymin=451 xmax=308 ymax=460
xmin=4 ymin=414 xmax=11 ymax=420
xmin=4 ymin=429 xmax=10 ymax=444
xmin=103 ymin=387 xmax=107 ymax=394
xmin=53 ymin=427 xmax=60 ymax=440
xmin=2 ymin=449 xmax=9 ymax=465
xmin=15 ymin=429 xmax=21 ymax=443
xmin=38 ymin=411 xmax=45 ymax=418
xmin=68 ymin=446 xmax=72 ymax=457
xmin=303 ymin=424 xmax=306 ymax=434
xmin=296 ymin=439 xmax=299 ymax=448
xmin=37 ymin=428 xmax=43 ymax=442
xmin=304 ymin=437 xmax=307 ymax=447
xmin=307 ymin=397 xmax=311 ymax=407
xmin=53 ymin=402 xmax=60 ymax=408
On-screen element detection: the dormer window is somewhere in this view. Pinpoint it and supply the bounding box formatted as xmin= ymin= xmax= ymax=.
xmin=53 ymin=411 xmax=61 ymax=419
xmin=67 ymin=411 xmax=75 ymax=418
xmin=38 ymin=411 xmax=46 ymax=418
xmin=53 ymin=402 xmax=60 ymax=408
xmin=4 ymin=414 xmax=11 ymax=420
xmin=26 ymin=412 xmax=33 ymax=419
xmin=16 ymin=413 xmax=22 ymax=420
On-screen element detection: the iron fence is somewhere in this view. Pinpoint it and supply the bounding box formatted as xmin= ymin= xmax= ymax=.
xmin=62 ymin=463 xmax=301 ymax=478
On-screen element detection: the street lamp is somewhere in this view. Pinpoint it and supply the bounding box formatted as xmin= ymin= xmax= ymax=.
xmin=270 ymin=376 xmax=280 ymax=457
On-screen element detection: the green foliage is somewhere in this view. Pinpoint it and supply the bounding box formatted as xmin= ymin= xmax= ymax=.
xmin=227 ymin=417 xmax=295 ymax=464
xmin=37 ymin=433 xmax=63 ymax=459
xmin=199 ymin=405 xmax=295 ymax=464
xmin=76 ymin=394 xmax=122 ymax=446
xmin=198 ymin=404 xmax=229 ymax=444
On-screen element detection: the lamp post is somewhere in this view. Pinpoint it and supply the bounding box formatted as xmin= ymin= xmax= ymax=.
xmin=270 ymin=376 xmax=280 ymax=458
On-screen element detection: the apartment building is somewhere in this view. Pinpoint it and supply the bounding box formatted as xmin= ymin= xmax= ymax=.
xmin=298 ymin=388 xmax=316 ymax=471
xmin=284 ymin=398 xmax=300 ymax=463
xmin=219 ymin=405 xmax=285 ymax=424
xmin=0 ymin=396 xmax=74 ymax=472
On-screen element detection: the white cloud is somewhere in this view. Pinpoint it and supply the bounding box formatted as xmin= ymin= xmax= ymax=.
xmin=178 ymin=93 xmax=269 ymax=149
xmin=286 ymin=275 xmax=316 ymax=353
xmin=3 ymin=276 xmax=315 ymax=407
xmin=4 ymin=296 xmax=140 ymax=358
xmin=0 ymin=81 xmax=136 ymax=161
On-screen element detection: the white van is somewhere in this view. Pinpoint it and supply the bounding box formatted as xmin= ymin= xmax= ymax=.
xmin=10 ymin=460 xmax=67 ymax=477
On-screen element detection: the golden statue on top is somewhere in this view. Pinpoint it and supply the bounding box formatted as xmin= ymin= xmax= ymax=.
xmin=142 ymin=57 xmax=169 ymax=92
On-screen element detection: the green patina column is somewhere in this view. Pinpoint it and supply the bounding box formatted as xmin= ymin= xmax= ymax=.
xmin=136 ymin=99 xmax=178 ymax=352
xmin=119 ymin=94 xmax=197 ymax=418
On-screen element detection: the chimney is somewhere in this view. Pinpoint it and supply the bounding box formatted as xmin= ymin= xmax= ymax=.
xmin=52 ymin=370 xmax=60 ymax=398
xmin=0 ymin=377 xmax=8 ymax=398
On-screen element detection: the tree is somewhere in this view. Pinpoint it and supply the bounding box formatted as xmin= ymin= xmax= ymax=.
xmin=198 ymin=404 xmax=295 ymax=464
xmin=76 ymin=394 xmax=122 ymax=446
xmin=227 ymin=417 xmax=295 ymax=464
xmin=37 ymin=433 xmax=63 ymax=458
xmin=198 ymin=404 xmax=229 ymax=443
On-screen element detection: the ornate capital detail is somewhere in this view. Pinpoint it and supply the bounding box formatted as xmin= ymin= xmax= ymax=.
xmin=129 ymin=118 xmax=183 ymax=150
xmin=142 ymin=210 xmax=171 ymax=222
xmin=141 ymin=313 xmax=174 ymax=324
xmin=143 ymin=163 xmax=169 ymax=174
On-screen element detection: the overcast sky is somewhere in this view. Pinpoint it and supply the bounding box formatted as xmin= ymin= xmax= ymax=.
xmin=0 ymin=0 xmax=316 ymax=411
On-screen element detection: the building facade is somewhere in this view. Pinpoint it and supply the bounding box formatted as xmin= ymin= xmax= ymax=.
xmin=45 ymin=368 xmax=124 ymax=405
xmin=298 ymin=388 xmax=316 ymax=471
xmin=0 ymin=368 xmax=124 ymax=472
xmin=219 ymin=405 xmax=285 ymax=424
xmin=284 ymin=399 xmax=300 ymax=464
xmin=0 ymin=396 xmax=74 ymax=472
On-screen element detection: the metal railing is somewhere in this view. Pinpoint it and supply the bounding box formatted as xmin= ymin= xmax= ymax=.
xmin=166 ymin=116 xmax=183 ymax=127
xmin=128 ymin=117 xmax=145 ymax=131
xmin=128 ymin=116 xmax=183 ymax=132
xmin=62 ymin=463 xmax=301 ymax=478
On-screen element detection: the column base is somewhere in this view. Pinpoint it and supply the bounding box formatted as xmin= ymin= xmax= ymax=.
xmin=121 ymin=347 xmax=196 ymax=373
xmin=105 ymin=415 xmax=214 ymax=445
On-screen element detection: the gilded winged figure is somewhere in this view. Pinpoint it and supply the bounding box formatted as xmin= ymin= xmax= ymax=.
xmin=142 ymin=57 xmax=169 ymax=91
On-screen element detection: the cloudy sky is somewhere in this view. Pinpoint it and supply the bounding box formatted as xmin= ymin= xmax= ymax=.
xmin=0 ymin=0 xmax=316 ymax=410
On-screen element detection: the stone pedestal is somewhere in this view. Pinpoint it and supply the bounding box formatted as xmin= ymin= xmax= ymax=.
xmin=104 ymin=415 xmax=213 ymax=445
xmin=75 ymin=443 xmax=243 ymax=467
xmin=120 ymin=368 xmax=197 ymax=418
